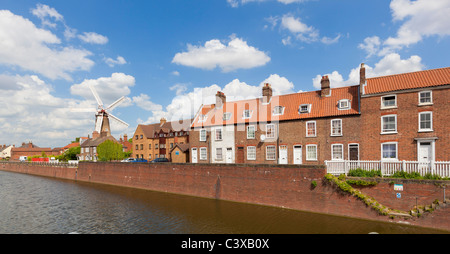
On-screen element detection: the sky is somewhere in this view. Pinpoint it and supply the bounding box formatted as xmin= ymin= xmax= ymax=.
xmin=0 ymin=0 xmax=449 ymax=148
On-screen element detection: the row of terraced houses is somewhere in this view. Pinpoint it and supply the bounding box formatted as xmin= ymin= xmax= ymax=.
xmin=132 ymin=64 xmax=450 ymax=169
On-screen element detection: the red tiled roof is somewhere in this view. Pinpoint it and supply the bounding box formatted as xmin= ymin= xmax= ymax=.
xmin=192 ymin=85 xmax=360 ymax=128
xmin=365 ymin=67 xmax=450 ymax=95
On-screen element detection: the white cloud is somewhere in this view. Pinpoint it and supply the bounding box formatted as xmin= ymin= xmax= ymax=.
xmin=104 ymin=56 xmax=127 ymax=67
xmin=0 ymin=10 xmax=94 ymax=81
xmin=228 ymin=0 xmax=308 ymax=7
xmin=70 ymin=73 xmax=135 ymax=106
xmin=360 ymin=0 xmax=450 ymax=57
xmin=0 ymin=74 xmax=94 ymax=147
xmin=172 ymin=35 xmax=270 ymax=72
xmin=170 ymin=84 xmax=188 ymax=95
xmin=78 ymin=32 xmax=109 ymax=45
xmin=278 ymin=14 xmax=340 ymax=45
xmin=312 ymin=53 xmax=424 ymax=89
xmin=132 ymin=94 xmax=163 ymax=112
xmin=31 ymin=3 xmax=63 ymax=28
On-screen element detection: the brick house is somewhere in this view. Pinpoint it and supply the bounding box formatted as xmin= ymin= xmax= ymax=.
xmin=10 ymin=142 xmax=61 ymax=161
xmin=132 ymin=118 xmax=191 ymax=161
xmin=190 ymin=81 xmax=361 ymax=164
xmin=359 ymin=65 xmax=450 ymax=162
xmin=79 ymin=131 xmax=118 ymax=161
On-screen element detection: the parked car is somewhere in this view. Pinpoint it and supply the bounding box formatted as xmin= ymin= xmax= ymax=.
xmin=133 ymin=159 xmax=148 ymax=163
xmin=121 ymin=158 xmax=136 ymax=162
xmin=151 ymin=158 xmax=169 ymax=163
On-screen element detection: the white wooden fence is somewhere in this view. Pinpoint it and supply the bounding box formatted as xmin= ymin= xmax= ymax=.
xmin=325 ymin=160 xmax=450 ymax=178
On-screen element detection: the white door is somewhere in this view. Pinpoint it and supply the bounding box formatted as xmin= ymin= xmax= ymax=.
xmin=279 ymin=145 xmax=288 ymax=164
xmin=226 ymin=148 xmax=233 ymax=163
xmin=418 ymin=142 xmax=432 ymax=171
xmin=293 ymin=145 xmax=302 ymax=164
xmin=418 ymin=142 xmax=432 ymax=162
xmin=191 ymin=148 xmax=198 ymax=163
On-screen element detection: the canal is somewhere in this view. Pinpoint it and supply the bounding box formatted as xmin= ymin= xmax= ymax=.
xmin=0 ymin=170 xmax=446 ymax=234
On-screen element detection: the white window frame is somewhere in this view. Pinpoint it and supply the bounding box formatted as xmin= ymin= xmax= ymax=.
xmin=331 ymin=119 xmax=343 ymax=136
xmin=265 ymin=145 xmax=276 ymax=160
xmin=338 ymin=99 xmax=350 ymax=110
xmin=418 ymin=111 xmax=433 ymax=132
xmin=418 ymin=91 xmax=432 ymax=105
xmin=247 ymin=146 xmax=256 ymax=160
xmin=242 ymin=110 xmax=253 ymax=119
xmin=381 ymin=114 xmax=397 ymax=134
xmin=299 ymin=104 xmax=311 ymax=114
xmin=381 ymin=94 xmax=397 ymax=109
xmin=306 ymin=121 xmax=316 ymax=137
xmin=381 ymin=142 xmax=398 ymax=161
xmin=216 ymin=148 xmax=223 ymax=161
xmin=266 ymin=124 xmax=276 ymax=139
xmin=215 ymin=127 xmax=223 ymax=141
xmin=331 ymin=144 xmax=344 ymax=160
xmin=223 ymin=112 xmax=232 ymax=120
xmin=272 ymin=106 xmax=285 ymax=116
xmin=199 ymin=147 xmax=207 ymax=160
xmin=199 ymin=129 xmax=207 ymax=141
xmin=247 ymin=125 xmax=256 ymax=139
xmin=198 ymin=114 xmax=207 ymax=123
xmin=306 ymin=144 xmax=317 ymax=161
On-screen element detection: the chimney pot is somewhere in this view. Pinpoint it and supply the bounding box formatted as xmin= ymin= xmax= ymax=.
xmin=320 ymin=76 xmax=330 ymax=97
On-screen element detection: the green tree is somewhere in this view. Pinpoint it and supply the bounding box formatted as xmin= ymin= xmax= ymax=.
xmin=97 ymin=140 xmax=125 ymax=161
xmin=59 ymin=146 xmax=81 ymax=161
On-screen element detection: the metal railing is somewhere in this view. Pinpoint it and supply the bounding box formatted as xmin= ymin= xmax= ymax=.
xmin=325 ymin=160 xmax=450 ymax=178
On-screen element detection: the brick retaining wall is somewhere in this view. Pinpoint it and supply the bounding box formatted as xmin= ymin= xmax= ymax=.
xmin=1 ymin=162 xmax=449 ymax=232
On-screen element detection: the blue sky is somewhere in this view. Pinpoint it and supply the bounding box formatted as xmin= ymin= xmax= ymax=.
xmin=0 ymin=0 xmax=449 ymax=148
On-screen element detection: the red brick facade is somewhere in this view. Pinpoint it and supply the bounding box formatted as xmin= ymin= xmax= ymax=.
xmin=189 ymin=65 xmax=449 ymax=165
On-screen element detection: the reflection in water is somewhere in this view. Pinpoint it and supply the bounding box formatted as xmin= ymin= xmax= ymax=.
xmin=0 ymin=170 xmax=446 ymax=234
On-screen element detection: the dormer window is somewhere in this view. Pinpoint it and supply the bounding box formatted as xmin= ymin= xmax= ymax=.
xmin=198 ymin=114 xmax=207 ymax=123
xmin=272 ymin=106 xmax=285 ymax=115
xmin=223 ymin=112 xmax=231 ymax=120
xmin=243 ymin=110 xmax=252 ymax=119
xmin=299 ymin=104 xmax=311 ymax=114
xmin=338 ymin=99 xmax=350 ymax=110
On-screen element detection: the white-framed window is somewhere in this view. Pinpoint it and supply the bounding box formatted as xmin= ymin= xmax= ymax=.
xmin=381 ymin=95 xmax=397 ymax=109
xmin=272 ymin=106 xmax=285 ymax=115
xmin=381 ymin=142 xmax=398 ymax=160
xmin=306 ymin=144 xmax=317 ymax=161
xmin=247 ymin=146 xmax=256 ymax=160
xmin=155 ymin=144 xmax=159 ymax=149
xmin=243 ymin=109 xmax=252 ymax=119
xmin=331 ymin=119 xmax=342 ymax=136
xmin=216 ymin=148 xmax=223 ymax=160
xmin=223 ymin=112 xmax=231 ymax=120
xmin=198 ymin=114 xmax=207 ymax=123
xmin=419 ymin=111 xmax=433 ymax=132
xmin=338 ymin=99 xmax=350 ymax=110
xmin=215 ymin=127 xmax=223 ymax=141
xmin=266 ymin=124 xmax=276 ymax=138
xmin=247 ymin=125 xmax=255 ymax=139
xmin=199 ymin=129 xmax=207 ymax=141
xmin=418 ymin=91 xmax=432 ymax=105
xmin=266 ymin=145 xmax=276 ymax=160
xmin=331 ymin=144 xmax=343 ymax=160
xmin=200 ymin=147 xmax=207 ymax=160
xmin=299 ymin=104 xmax=311 ymax=113
xmin=306 ymin=121 xmax=316 ymax=137
xmin=381 ymin=115 xmax=397 ymax=134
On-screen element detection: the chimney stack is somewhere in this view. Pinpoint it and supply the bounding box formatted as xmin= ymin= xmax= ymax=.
xmin=215 ymin=91 xmax=226 ymax=108
xmin=262 ymin=83 xmax=272 ymax=103
xmin=359 ymin=63 xmax=366 ymax=95
xmin=320 ymin=75 xmax=330 ymax=97
xmin=160 ymin=117 xmax=167 ymax=126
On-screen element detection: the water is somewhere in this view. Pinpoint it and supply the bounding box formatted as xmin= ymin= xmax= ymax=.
xmin=0 ymin=170 xmax=446 ymax=234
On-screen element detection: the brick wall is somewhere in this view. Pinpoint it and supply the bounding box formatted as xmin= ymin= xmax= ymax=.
xmin=1 ymin=161 xmax=449 ymax=231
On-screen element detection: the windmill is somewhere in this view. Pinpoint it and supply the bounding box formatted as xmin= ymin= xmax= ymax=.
xmin=71 ymin=84 xmax=129 ymax=136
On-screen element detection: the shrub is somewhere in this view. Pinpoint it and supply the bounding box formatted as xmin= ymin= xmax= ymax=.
xmin=348 ymin=168 xmax=382 ymax=178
